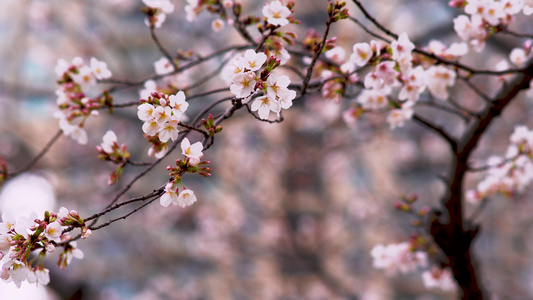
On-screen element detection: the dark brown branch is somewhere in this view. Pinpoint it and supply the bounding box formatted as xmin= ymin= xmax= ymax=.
xmin=5 ymin=129 xmax=63 ymax=179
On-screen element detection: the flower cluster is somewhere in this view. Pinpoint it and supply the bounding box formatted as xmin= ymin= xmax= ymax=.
xmin=142 ymin=0 xmax=175 ymax=28
xmin=137 ymin=91 xmax=190 ymax=158
xmin=370 ymin=241 xmax=428 ymax=276
xmin=159 ymin=138 xmax=211 ymax=208
xmin=223 ymin=49 xmax=296 ymax=120
xmin=342 ymin=33 xmax=457 ymax=129
xmin=0 ymin=208 xmax=87 ymax=288
xmin=96 ymin=131 xmax=131 ymax=185
xmin=452 ymin=0 xmax=532 ymax=52
xmin=54 ymin=57 xmax=113 ymax=144
xmin=466 ymin=125 xmax=533 ymax=204
xmin=422 ymin=266 xmax=456 ymax=291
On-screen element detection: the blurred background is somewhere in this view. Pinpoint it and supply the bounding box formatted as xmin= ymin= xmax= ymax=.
xmin=1 ymin=0 xmax=533 ymax=299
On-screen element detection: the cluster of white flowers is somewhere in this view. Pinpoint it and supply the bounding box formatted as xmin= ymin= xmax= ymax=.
xmin=453 ymin=0 xmax=531 ymax=52
xmin=137 ymin=91 xmax=189 ymax=156
xmin=159 ymin=138 xmax=204 ymax=208
xmin=467 ymin=125 xmax=533 ymax=204
xmin=422 ymin=266 xmax=456 ymax=291
xmin=263 ymin=0 xmax=292 ymax=27
xmin=54 ymin=57 xmax=112 ymax=144
xmin=0 ymin=208 xmax=85 ymax=288
xmin=143 ymin=0 xmax=174 ymax=28
xmin=370 ymin=242 xmax=428 ymax=276
xmin=343 ymin=33 xmax=458 ymax=129
xmin=222 ymin=49 xmax=296 ymax=120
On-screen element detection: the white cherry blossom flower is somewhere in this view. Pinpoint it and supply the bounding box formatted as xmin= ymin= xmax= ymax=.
xmin=185 ymin=0 xmax=200 ymax=22
xmin=358 ymin=89 xmax=389 ymax=110
xmin=44 ymin=221 xmax=62 ymax=241
xmin=55 ymin=59 xmax=69 ymax=76
xmin=142 ymin=120 xmax=161 ymax=136
xmin=230 ymin=71 xmax=257 ymax=98
xmin=71 ymin=65 xmax=96 ymax=91
xmin=238 ymin=49 xmax=267 ymax=72
xmin=140 ymin=80 xmax=158 ymax=99
xmin=422 ymin=266 xmax=456 ymax=291
xmin=510 ymin=48 xmax=527 ymax=67
xmin=212 ymin=18 xmax=225 ymax=33
xmin=154 ymin=106 xmax=172 ymax=125
xmin=65 ymin=242 xmax=84 ymax=265
xmin=251 ymin=95 xmax=280 ymax=120
xmin=262 ymin=0 xmax=291 ymax=27
xmin=100 ymin=130 xmax=117 ymax=154
xmin=169 ymin=91 xmax=189 ymax=117
xmin=138 ymin=103 xmax=156 ymax=122
xmin=181 ymin=138 xmax=204 ymax=163
xmin=387 ymin=102 xmax=414 ymax=129
xmin=426 ymin=65 xmax=456 ymax=100
xmin=370 ymin=242 xmax=428 ymax=276
xmin=177 ymin=189 xmax=197 ymax=207
xmin=90 ymin=57 xmax=112 ymax=80
xmin=160 ymin=182 xmax=179 ymax=207
xmin=154 ymin=57 xmax=174 ymax=75
xmin=350 ymin=42 xmax=373 ymax=67
xmin=324 ymin=47 xmax=346 ymax=64
xmin=391 ymin=32 xmax=415 ymax=61
xmin=159 ymin=117 xmax=179 ymax=143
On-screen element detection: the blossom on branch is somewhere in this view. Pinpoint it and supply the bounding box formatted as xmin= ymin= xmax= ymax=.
xmin=263 ymin=0 xmax=292 ymax=27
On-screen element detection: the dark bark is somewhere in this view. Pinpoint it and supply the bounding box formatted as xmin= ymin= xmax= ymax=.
xmin=431 ymin=59 xmax=533 ymax=300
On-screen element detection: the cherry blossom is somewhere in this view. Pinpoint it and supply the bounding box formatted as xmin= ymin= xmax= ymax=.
xmin=350 ymin=42 xmax=373 ymax=67
xmin=177 ymin=189 xmax=197 ymax=208
xmin=238 ymin=49 xmax=267 ymax=72
xmin=154 ymin=57 xmax=174 ymax=75
xmin=262 ymin=0 xmax=292 ymax=27
xmin=370 ymin=242 xmax=428 ymax=276
xmin=44 ymin=221 xmax=62 ymax=241
xmin=160 ymin=182 xmax=179 ymax=207
xmin=211 ymin=18 xmax=225 ymax=33
xmin=391 ymin=32 xmax=415 ymax=62
xmin=426 ymin=65 xmax=456 ymax=100
xmin=509 ymin=48 xmax=527 ymax=67
xmin=422 ymin=266 xmax=456 ymax=291
xmin=251 ymin=95 xmax=280 ymax=120
xmin=230 ymin=71 xmax=257 ymax=98
xmin=100 ymin=130 xmax=117 ymax=154
xmin=90 ymin=57 xmax=112 ymax=80
xmin=181 ymin=138 xmax=204 ymax=165
xmin=168 ymin=91 xmax=189 ymax=117
xmin=387 ymin=102 xmax=414 ymax=129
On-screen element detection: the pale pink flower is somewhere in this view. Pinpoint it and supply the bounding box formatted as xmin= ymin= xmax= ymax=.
xmin=324 ymin=47 xmax=346 ymax=64
xmin=185 ymin=0 xmax=200 ymax=22
xmin=230 ymin=71 xmax=257 ymax=98
xmin=100 ymin=130 xmax=117 ymax=154
xmin=251 ymin=95 xmax=280 ymax=120
xmin=181 ymin=138 xmax=204 ymax=162
xmin=510 ymin=48 xmax=527 ymax=67
xmin=169 ymin=91 xmax=189 ymax=117
xmin=358 ymin=89 xmax=389 ymax=110
xmin=422 ymin=266 xmax=456 ymax=291
xmin=154 ymin=106 xmax=172 ymax=125
xmin=159 ymin=117 xmax=179 ymax=143
xmin=44 ymin=222 xmax=62 ymax=241
xmin=387 ymin=102 xmax=414 ymax=129
xmin=211 ymin=18 xmax=225 ymax=33
xmin=160 ymin=182 xmax=179 ymax=207
xmin=142 ymin=120 xmax=161 ymax=136
xmin=370 ymin=242 xmax=428 ymax=276
xmin=137 ymin=103 xmax=156 ymax=122
xmin=238 ymin=49 xmax=267 ymax=72
xmin=154 ymin=57 xmax=174 ymax=75
xmin=262 ymin=0 xmax=291 ymax=27
xmin=55 ymin=59 xmax=69 ymax=76
xmin=426 ymin=65 xmax=456 ymax=100
xmin=350 ymin=42 xmax=373 ymax=67
xmin=177 ymin=189 xmax=197 ymax=207
xmin=90 ymin=57 xmax=112 ymax=80
xmin=71 ymin=65 xmax=96 ymax=91
xmin=391 ymin=32 xmax=415 ymax=61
